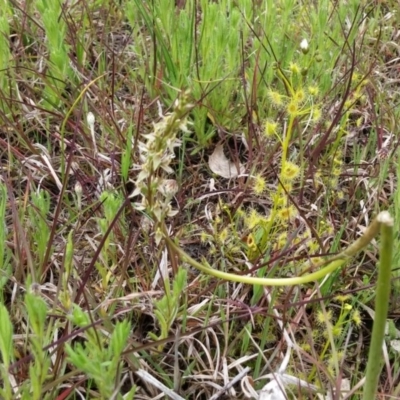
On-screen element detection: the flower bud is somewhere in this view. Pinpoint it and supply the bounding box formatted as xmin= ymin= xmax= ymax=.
xmin=86 ymin=112 xmax=95 ymax=128
xmin=300 ymin=38 xmax=309 ymax=54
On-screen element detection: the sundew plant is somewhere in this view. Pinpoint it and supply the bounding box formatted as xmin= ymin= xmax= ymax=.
xmin=0 ymin=0 xmax=399 ymax=399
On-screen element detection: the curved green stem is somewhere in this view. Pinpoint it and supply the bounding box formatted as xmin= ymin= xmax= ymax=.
xmin=164 ymin=213 xmax=386 ymax=287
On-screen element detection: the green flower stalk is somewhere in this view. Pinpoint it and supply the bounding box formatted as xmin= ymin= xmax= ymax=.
xmin=130 ymin=91 xmax=192 ymax=242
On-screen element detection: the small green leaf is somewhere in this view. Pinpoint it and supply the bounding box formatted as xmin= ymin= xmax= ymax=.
xmin=0 ymin=303 xmax=13 ymax=368
xmin=110 ymin=320 xmax=130 ymax=358
xmin=25 ymin=292 xmax=48 ymax=338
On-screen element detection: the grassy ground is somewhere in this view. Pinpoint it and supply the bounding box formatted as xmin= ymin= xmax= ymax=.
xmin=0 ymin=0 xmax=400 ymax=399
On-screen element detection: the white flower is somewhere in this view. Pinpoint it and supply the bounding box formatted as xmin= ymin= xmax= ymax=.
xmin=158 ymin=179 xmax=179 ymax=198
xmin=300 ymin=38 xmax=309 ymax=54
